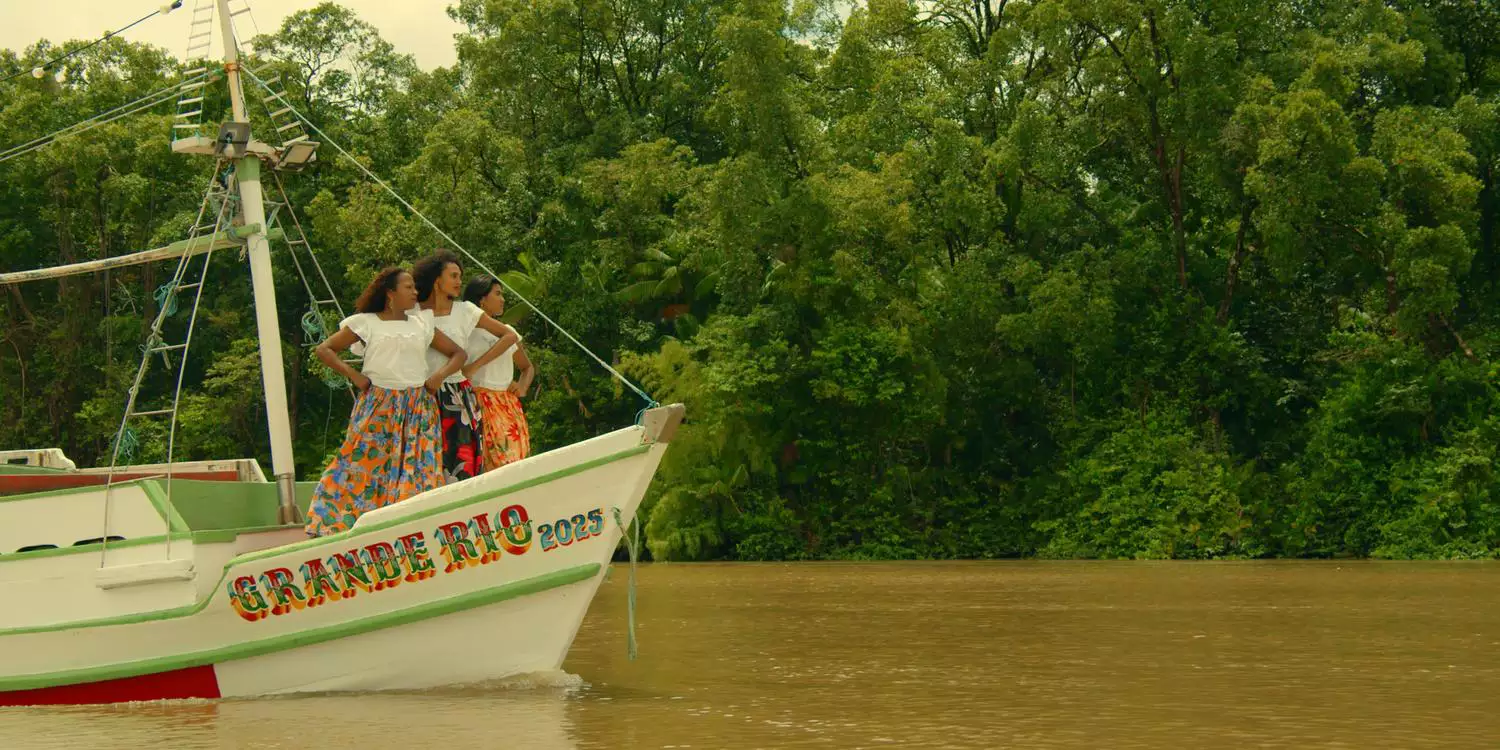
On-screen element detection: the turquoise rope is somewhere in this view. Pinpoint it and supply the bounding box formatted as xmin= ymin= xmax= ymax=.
xmin=153 ymin=283 xmax=178 ymax=317
xmin=112 ymin=425 xmax=138 ymax=463
xmin=299 ymin=308 xmax=349 ymax=389
xmin=634 ymin=402 xmax=661 ymax=426
xmin=299 ymin=307 xmax=327 ymax=342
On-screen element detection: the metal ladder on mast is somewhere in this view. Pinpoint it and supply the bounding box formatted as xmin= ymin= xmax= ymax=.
xmin=171 ymin=0 xmax=217 ymax=144
xmin=98 ymin=173 xmax=235 ymax=571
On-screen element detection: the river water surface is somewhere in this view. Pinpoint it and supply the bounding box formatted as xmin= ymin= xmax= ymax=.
xmin=1 ymin=561 xmax=1497 ymax=748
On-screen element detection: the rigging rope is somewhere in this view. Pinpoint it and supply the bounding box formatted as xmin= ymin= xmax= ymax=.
xmin=0 ymin=2 xmax=184 ymax=85
xmin=0 ymin=74 xmax=205 ymax=160
xmin=271 ymin=170 xmax=345 ymax=319
xmin=229 ymin=0 xmax=265 ymax=43
xmin=242 ymin=68 xmax=660 ymax=409
xmin=0 ymin=78 xmax=205 ymax=165
xmin=0 ymin=75 xmax=206 ymax=160
xmin=267 ymin=169 xmax=352 ymax=392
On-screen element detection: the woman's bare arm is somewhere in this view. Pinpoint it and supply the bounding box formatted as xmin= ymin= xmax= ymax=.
xmin=509 ymin=343 xmax=535 ymax=397
xmin=462 ymin=315 xmax=522 ymax=378
xmin=317 ymin=327 xmax=370 ymax=391
xmin=425 ymin=330 xmax=467 ymax=393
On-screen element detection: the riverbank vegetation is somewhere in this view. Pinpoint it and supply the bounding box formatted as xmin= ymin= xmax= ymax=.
xmin=2 ymin=0 xmax=1497 ymax=559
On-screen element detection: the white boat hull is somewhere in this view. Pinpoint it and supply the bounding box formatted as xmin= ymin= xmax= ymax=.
xmin=0 ymin=404 xmax=682 ymax=706
xmin=217 ymin=571 xmax=601 ymax=696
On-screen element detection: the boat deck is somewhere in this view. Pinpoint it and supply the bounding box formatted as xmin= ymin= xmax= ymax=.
xmin=0 ymin=461 xmax=318 ymax=556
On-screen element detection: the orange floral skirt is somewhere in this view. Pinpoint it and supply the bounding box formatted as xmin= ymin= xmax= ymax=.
xmin=305 ymin=386 xmax=443 ymax=537
xmin=474 ymin=387 xmax=531 ymax=470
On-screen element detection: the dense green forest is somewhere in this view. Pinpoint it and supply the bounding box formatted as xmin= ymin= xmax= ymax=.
xmin=1 ymin=0 xmax=1497 ymax=560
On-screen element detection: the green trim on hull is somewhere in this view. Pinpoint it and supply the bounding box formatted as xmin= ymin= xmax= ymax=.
xmin=0 ymin=533 xmax=195 ymax=562
xmin=0 ymin=443 xmax=650 ymax=634
xmin=233 ymin=443 xmax=652 ymax=566
xmin=190 ymin=524 xmax=302 ymax=544
xmin=0 ymin=526 xmax=305 ymax=563
xmin=140 ymin=481 xmax=190 ymax=533
xmin=0 ymin=563 xmax=600 ymax=693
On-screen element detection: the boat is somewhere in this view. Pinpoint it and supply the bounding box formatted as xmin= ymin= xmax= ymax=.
xmin=0 ymin=0 xmax=681 ymax=706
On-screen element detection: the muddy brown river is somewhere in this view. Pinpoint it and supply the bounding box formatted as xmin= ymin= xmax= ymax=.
xmin=2 ymin=561 xmax=1496 ymax=748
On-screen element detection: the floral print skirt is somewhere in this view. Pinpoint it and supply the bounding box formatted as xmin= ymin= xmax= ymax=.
xmin=305 ymin=386 xmax=443 ymax=537
xmin=475 ymin=386 xmax=531 ymax=470
xmin=437 ymin=379 xmax=484 ymax=482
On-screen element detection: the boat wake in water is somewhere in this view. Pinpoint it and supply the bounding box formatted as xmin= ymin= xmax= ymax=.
xmin=409 ymin=669 xmax=587 ymax=694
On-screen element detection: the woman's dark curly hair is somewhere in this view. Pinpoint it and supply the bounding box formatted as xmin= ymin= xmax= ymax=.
xmin=354 ymin=267 xmax=408 ymax=313
xmin=412 ymin=249 xmax=462 ymax=303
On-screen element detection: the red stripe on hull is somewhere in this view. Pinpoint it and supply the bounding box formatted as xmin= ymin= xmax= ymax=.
xmin=0 ymin=665 xmax=220 ymax=706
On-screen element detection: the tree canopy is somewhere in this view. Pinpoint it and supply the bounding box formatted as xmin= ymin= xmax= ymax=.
xmin=2 ymin=0 xmax=1498 ymax=560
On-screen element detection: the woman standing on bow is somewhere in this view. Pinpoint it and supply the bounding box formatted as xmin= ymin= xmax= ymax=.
xmin=462 ymin=276 xmax=536 ymax=469
xmin=304 ymin=267 xmax=467 ymax=537
xmin=413 ymin=250 xmax=521 ymax=482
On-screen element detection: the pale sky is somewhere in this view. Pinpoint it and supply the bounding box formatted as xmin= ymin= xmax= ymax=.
xmin=0 ymin=0 xmax=463 ymax=70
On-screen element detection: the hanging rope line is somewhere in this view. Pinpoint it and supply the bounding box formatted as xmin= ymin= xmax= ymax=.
xmin=265 ymin=169 xmax=354 ymax=392
xmin=0 ymin=2 xmax=185 ymax=85
xmin=611 ymin=506 xmax=641 ymax=661
xmin=242 ymin=67 xmax=660 ymax=408
xmin=0 ymin=73 xmax=207 ymax=164
xmin=270 ymin=169 xmax=347 ymax=324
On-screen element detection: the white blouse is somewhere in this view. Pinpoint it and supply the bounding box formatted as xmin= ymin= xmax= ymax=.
xmin=341 ymin=309 xmax=434 ymax=390
xmin=425 ymin=300 xmax=485 ymax=383
xmin=466 ymin=325 xmax=524 ymax=391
